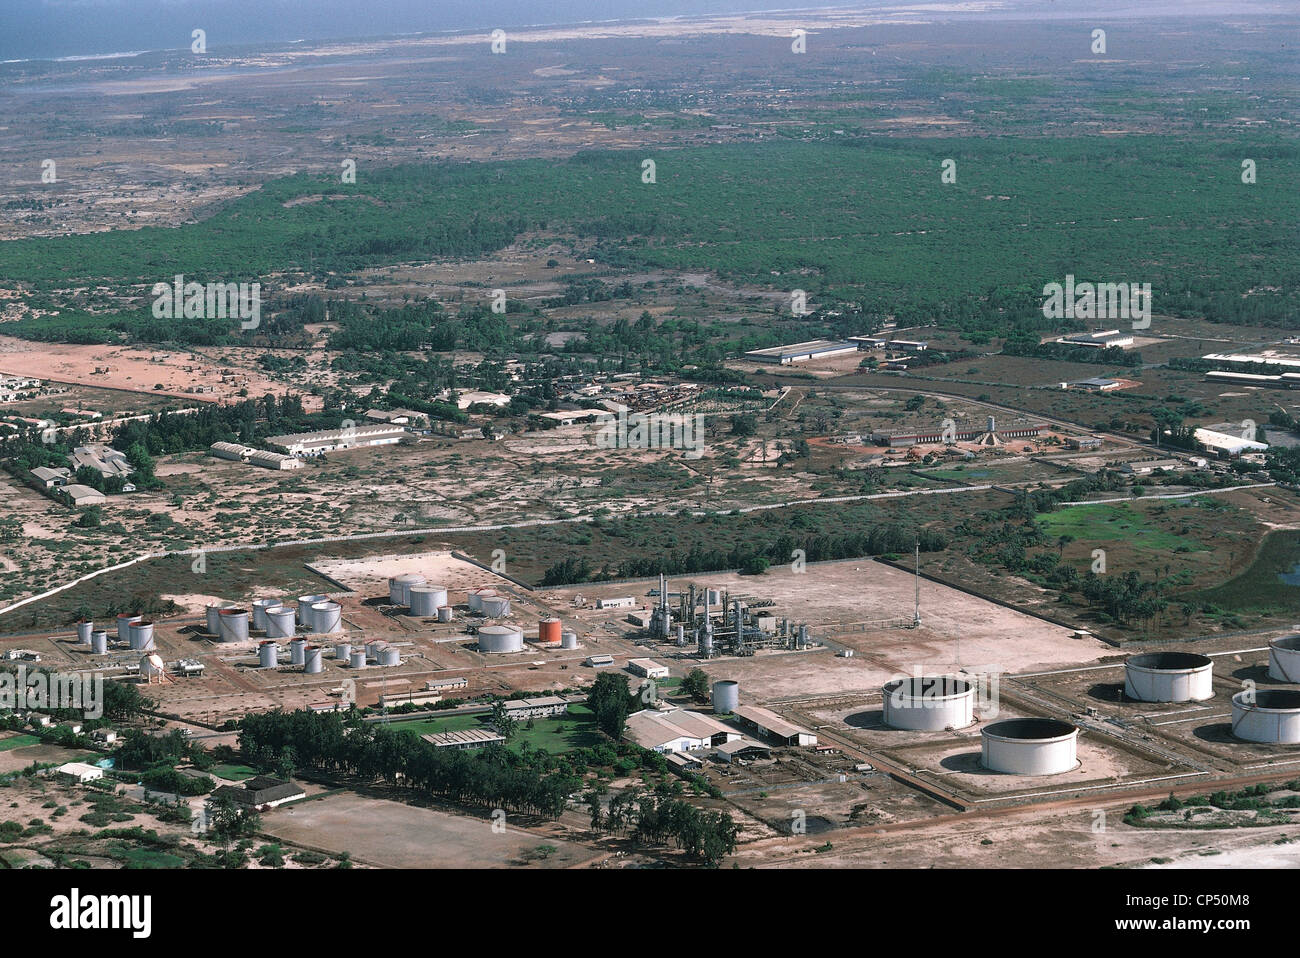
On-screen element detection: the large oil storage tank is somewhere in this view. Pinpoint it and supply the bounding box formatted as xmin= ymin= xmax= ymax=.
xmin=1268 ymin=635 xmax=1300 ymax=684
xmin=882 ymin=676 xmax=976 ymax=731
xmin=140 ymin=653 xmax=166 ymax=681
xmin=349 ymin=650 xmax=367 ymax=669
xmin=437 ymin=606 xmax=453 ymax=623
xmin=364 ymin=640 xmax=382 ymax=659
xmin=981 ymin=718 xmax=1079 ymax=775
xmin=478 ymin=625 xmax=524 ymax=654
xmin=378 ymin=645 xmax=400 ymax=667
xmin=75 ymin=621 xmax=93 ymax=644
xmin=481 ymin=596 xmax=511 ymax=618
xmin=538 ymin=619 xmax=562 ymax=645
xmin=712 ymin=680 xmax=739 ymax=715
xmin=310 ymin=602 xmax=342 ymax=635
xmin=297 ymin=595 xmax=328 ymax=631
xmin=561 ymin=630 xmax=579 ymax=650
xmin=265 ymin=606 xmax=296 ymax=638
xmin=408 ymin=586 xmax=444 ymax=617
xmin=389 ymin=574 xmax=426 ymax=607
xmin=303 ymin=646 xmax=323 ymax=674
xmin=127 ymin=620 xmax=156 ymax=652
xmin=289 ymin=638 xmax=307 ymax=666
xmin=1124 ymin=652 xmax=1214 ymax=703
xmin=1231 ymin=689 xmax=1300 ymax=744
xmin=258 ymin=641 xmax=278 ymax=669
xmin=252 ymin=598 xmax=280 ymax=632
xmin=218 ymin=608 xmax=250 ymax=643
xmin=117 ymin=613 xmax=142 ymax=641
xmin=334 ymin=642 xmax=351 ymax=662
xmin=204 ymin=603 xmax=234 ymax=635
xmin=90 ymin=632 xmax=109 ymax=655
xmin=467 ymin=589 xmax=497 ymax=613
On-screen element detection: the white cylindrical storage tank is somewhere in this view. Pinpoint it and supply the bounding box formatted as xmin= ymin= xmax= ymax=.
xmin=265 ymin=606 xmax=296 ymax=638
xmin=712 ymin=680 xmax=739 ymax=715
xmin=481 ymin=596 xmax=511 ymax=618
xmin=675 ymin=624 xmax=686 ymax=646
xmin=297 ymin=595 xmax=328 ymax=631
xmin=981 ymin=718 xmax=1079 ymax=775
xmin=258 ymin=641 xmax=278 ymax=669
xmin=468 ymin=589 xmax=496 ymax=613
xmin=117 ymin=613 xmax=143 ymax=641
xmin=140 ymin=653 xmax=165 ymax=680
xmin=310 ymin=601 xmax=342 ymax=635
xmin=437 ymin=606 xmax=453 ymax=623
xmin=289 ymin=638 xmax=307 ymax=666
xmin=477 ymin=625 xmax=524 ymax=654
xmin=218 ymin=608 xmax=250 ymax=643
xmin=365 ymin=640 xmax=381 ymax=659
xmin=304 ymin=645 xmax=323 ymax=674
xmin=1232 ymin=689 xmax=1300 ymax=744
xmin=562 ymin=630 xmax=578 ymax=650
xmin=334 ymin=642 xmax=351 ymax=661
xmin=408 ymin=587 xmax=442 ymax=617
xmin=128 ymin=620 xmax=156 ymax=652
xmin=1123 ymin=652 xmax=1214 ymax=703
xmin=204 ymin=603 xmax=233 ymax=635
xmin=349 ymin=651 xmax=367 ymax=669
xmin=252 ymin=598 xmax=280 ymax=632
xmin=379 ymin=646 xmax=400 ymax=667
xmin=1268 ymin=635 xmax=1300 ymax=684
xmin=90 ymin=632 xmax=109 ymax=655
xmin=882 ymin=676 xmax=976 ymax=731
xmin=75 ymin=621 xmax=93 ymax=644
xmin=389 ymin=574 xmax=426 ymax=606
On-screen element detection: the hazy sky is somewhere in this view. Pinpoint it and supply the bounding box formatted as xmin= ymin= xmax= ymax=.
xmin=3 ymin=0 xmax=1284 ymax=62
xmin=3 ymin=0 xmax=842 ymax=61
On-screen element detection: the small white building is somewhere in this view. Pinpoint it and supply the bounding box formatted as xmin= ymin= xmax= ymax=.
xmin=596 ymin=596 xmax=637 ymax=610
xmin=62 ymin=484 xmax=107 ymax=507
xmin=56 ymin=762 xmax=105 ymax=784
xmin=628 ymin=658 xmax=669 ymax=680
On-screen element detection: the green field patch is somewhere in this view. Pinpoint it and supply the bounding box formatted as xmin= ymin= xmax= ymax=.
xmin=209 ymin=764 xmax=259 ymax=781
xmin=1038 ymin=503 xmax=1207 ymax=555
xmin=387 ymin=703 xmax=600 ymax=755
xmin=0 ymin=735 xmax=41 ymax=752
xmin=1188 ymin=530 xmax=1300 ymax=615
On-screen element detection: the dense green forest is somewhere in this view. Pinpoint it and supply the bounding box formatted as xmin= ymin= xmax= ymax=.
xmin=3 ymin=136 xmax=1296 ymax=347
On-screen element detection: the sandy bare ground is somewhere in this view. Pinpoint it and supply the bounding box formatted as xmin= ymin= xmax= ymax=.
xmin=262 ymin=791 xmax=600 ymax=868
xmin=309 ymin=550 xmax=506 ymax=601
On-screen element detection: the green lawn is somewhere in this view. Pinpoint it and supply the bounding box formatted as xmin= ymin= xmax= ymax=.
xmin=0 ymin=735 xmax=41 ymax=752
xmin=209 ymin=764 xmax=258 ymax=781
xmin=388 ymin=704 xmax=602 ymax=755
xmin=1189 ymin=530 xmax=1300 ymax=615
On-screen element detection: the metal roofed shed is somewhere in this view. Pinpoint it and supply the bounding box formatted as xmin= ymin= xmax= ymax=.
xmin=421 ymin=728 xmax=507 ymax=750
xmin=628 ymin=658 xmax=669 ymax=679
xmin=210 ymin=776 xmax=306 ymax=810
xmin=623 ymin=708 xmax=741 ymax=753
xmin=744 ymin=339 xmax=859 ymax=365
xmin=714 ymin=738 xmax=773 ymax=763
xmin=730 ymin=704 xmax=818 ymax=746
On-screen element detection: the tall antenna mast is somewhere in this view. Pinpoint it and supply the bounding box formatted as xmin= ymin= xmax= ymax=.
xmin=912 ymin=537 xmax=922 ymax=629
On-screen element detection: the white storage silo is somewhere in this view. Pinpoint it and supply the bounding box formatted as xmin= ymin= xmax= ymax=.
xmin=258 ymin=641 xmax=278 ymax=669
xmin=712 ymin=680 xmax=739 ymax=714
xmin=437 ymin=606 xmax=453 ymax=623
xmin=90 ymin=632 xmax=109 ymax=655
xmin=408 ymin=587 xmax=441 ymax=617
xmin=981 ymin=718 xmax=1079 ymax=775
xmin=477 ymin=625 xmax=524 ymax=654
xmin=335 ymin=642 xmax=351 ymax=662
xmin=1123 ymin=652 xmax=1214 ymax=703
xmin=311 ymin=602 xmax=342 ymax=634
xmin=297 ymin=595 xmax=328 ymax=631
xmin=303 ymin=646 xmax=323 ymax=674
xmin=561 ymin=630 xmax=579 ymax=650
xmin=481 ymin=596 xmax=511 ymax=618
xmin=349 ymin=651 xmax=367 ymax=669
xmin=218 ymin=608 xmax=250 ymax=643
xmin=388 ymin=574 xmax=426 ymax=606
xmin=75 ymin=621 xmax=93 ymax=644
xmin=265 ymin=606 xmax=296 ymax=638
xmin=204 ymin=603 xmax=233 ymax=635
xmin=882 ymin=676 xmax=976 ymax=731
xmin=128 ymin=620 xmax=155 ymax=652
xmin=1268 ymin=635 xmax=1300 ymax=683
xmin=252 ymin=598 xmax=280 ymax=632
xmin=468 ymin=589 xmax=496 ymax=613
xmin=289 ymin=638 xmax=307 ymax=666
xmin=1232 ymin=689 xmax=1300 ymax=744
xmin=117 ymin=613 xmax=143 ymax=641
xmin=378 ymin=646 xmax=400 ymax=667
